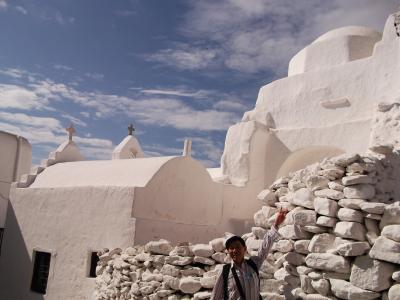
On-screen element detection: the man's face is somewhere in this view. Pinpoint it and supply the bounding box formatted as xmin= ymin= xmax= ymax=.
xmin=226 ymin=240 xmax=246 ymax=265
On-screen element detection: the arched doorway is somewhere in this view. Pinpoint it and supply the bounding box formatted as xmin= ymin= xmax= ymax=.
xmin=276 ymin=146 xmax=345 ymax=178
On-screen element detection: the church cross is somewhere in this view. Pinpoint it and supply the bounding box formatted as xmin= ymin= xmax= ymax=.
xmin=128 ymin=124 xmax=135 ymax=136
xmin=66 ymin=123 xmax=76 ymax=141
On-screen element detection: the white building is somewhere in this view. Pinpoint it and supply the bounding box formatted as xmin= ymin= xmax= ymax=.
xmin=0 ymin=130 xmax=31 ymax=241
xmin=1 ymin=11 xmax=400 ymax=300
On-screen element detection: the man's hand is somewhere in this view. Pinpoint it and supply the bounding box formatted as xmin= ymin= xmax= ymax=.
xmin=274 ymin=208 xmax=288 ymax=227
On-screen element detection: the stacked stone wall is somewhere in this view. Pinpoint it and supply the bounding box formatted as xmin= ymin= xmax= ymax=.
xmin=94 ymin=152 xmax=400 ymax=300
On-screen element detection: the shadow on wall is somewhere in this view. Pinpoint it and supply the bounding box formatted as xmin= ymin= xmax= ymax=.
xmin=276 ymin=146 xmax=345 ymax=178
xmin=0 ymin=205 xmax=45 ymax=300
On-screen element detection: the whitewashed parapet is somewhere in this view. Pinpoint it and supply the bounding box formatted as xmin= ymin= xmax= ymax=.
xmin=94 ymin=152 xmax=400 ymax=300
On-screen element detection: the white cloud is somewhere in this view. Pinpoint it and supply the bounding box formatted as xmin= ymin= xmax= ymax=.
xmin=148 ymin=45 xmax=218 ymax=70
xmin=54 ymin=64 xmax=73 ymax=71
xmin=151 ymin=0 xmax=398 ymax=75
xmin=85 ymin=72 xmax=104 ymax=80
xmin=41 ymin=9 xmax=74 ymax=25
xmin=140 ymin=88 xmax=208 ymax=98
xmin=0 ymin=0 xmax=7 ymax=10
xmin=15 ymin=6 xmax=27 ymax=15
xmin=213 ymin=99 xmax=248 ymax=111
xmin=61 ymin=114 xmax=87 ymax=127
xmin=0 ymin=69 xmax=244 ymax=131
xmin=0 ymin=84 xmax=46 ymax=110
xmin=0 ymin=111 xmax=114 ymax=161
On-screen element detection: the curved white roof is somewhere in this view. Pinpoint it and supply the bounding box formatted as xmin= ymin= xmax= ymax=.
xmin=30 ymin=156 xmax=177 ymax=188
xmin=313 ymin=26 xmax=382 ymax=44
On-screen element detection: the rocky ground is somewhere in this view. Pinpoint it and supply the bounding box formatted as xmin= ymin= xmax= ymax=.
xmin=94 ymin=152 xmax=400 ymax=300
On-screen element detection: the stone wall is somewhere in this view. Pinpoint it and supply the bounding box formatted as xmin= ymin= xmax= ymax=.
xmin=94 ymin=152 xmax=400 ymax=300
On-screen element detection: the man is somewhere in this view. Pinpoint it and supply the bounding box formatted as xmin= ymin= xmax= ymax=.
xmin=210 ymin=209 xmax=287 ymax=300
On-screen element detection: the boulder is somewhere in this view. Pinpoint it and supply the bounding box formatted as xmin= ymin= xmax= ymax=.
xmin=314 ymin=189 xmax=344 ymax=200
xmin=393 ymin=271 xmax=400 ymax=282
xmin=192 ymin=244 xmax=214 ymax=258
xmin=179 ymin=277 xmax=202 ymax=294
xmin=308 ymin=233 xmax=336 ymax=253
xmin=380 ymin=202 xmax=400 ymax=229
xmin=209 ymin=238 xmax=225 ymax=252
xmin=342 ymin=175 xmax=372 ymax=186
xmin=272 ymin=239 xmax=294 ymax=253
xmin=305 ymin=176 xmax=329 ymax=190
xmin=330 ymin=279 xmax=381 ymax=299
xmin=257 ymin=189 xmax=278 ymax=206
xmin=338 ymin=198 xmax=365 ymax=209
xmin=334 ymin=221 xmax=366 ymax=241
xmin=294 ymin=240 xmax=310 ymax=254
xmin=369 ymin=236 xmax=400 ymax=264
xmin=388 ymin=284 xmax=400 ymax=300
xmin=337 ymin=208 xmax=363 ymax=223
xmin=314 ymin=197 xmax=339 ymax=217
xmin=382 ymin=225 xmax=400 ymax=242
xmin=343 ymin=184 xmax=375 ymax=200
xmin=359 ymin=202 xmax=386 ymax=214
xmin=316 ymin=216 xmax=337 ymax=227
xmin=335 ymin=241 xmax=370 ymax=256
xmin=305 ymin=253 xmax=350 ymax=273
xmin=278 ymin=225 xmax=312 ymax=240
xmin=144 ymin=239 xmax=173 ymax=255
xmin=293 ymin=209 xmax=317 ymax=226
xmin=331 ymin=153 xmax=360 ymax=167
xmin=350 ymin=255 xmax=396 ymax=292
xmin=301 ymin=275 xmax=316 ymax=294
xmin=293 ymin=188 xmax=315 ymax=209
xmin=311 ymin=278 xmax=330 ymax=296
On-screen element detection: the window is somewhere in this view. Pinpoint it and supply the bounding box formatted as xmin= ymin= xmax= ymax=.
xmin=89 ymin=251 xmax=99 ymax=278
xmin=31 ymin=251 xmax=51 ymax=294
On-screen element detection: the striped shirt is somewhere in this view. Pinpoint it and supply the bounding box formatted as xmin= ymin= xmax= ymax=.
xmin=210 ymin=226 xmax=280 ymax=300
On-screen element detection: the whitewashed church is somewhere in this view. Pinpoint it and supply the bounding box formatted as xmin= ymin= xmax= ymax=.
xmin=1 ymin=10 xmax=400 ymax=300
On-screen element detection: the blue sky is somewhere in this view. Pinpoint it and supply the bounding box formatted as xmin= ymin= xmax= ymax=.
xmin=0 ymin=0 xmax=398 ymax=167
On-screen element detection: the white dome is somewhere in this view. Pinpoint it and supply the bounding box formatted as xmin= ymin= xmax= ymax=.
xmin=313 ymin=26 xmax=382 ymax=44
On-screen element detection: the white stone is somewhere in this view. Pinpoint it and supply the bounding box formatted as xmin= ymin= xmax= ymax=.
xmin=305 ymin=253 xmax=350 ymax=273
xmin=193 ymin=256 xmax=215 ymax=265
xmin=209 ymin=238 xmax=225 ymax=252
xmin=272 ymin=239 xmax=294 ymax=253
xmin=330 ymin=153 xmax=361 ymax=168
xmin=337 ymin=208 xmax=363 ymax=223
xmin=380 ymin=202 xmax=400 ymax=229
xmin=382 ymin=224 xmax=400 ymax=242
xmin=308 ymin=233 xmax=336 ymax=253
xmin=305 ymin=176 xmax=329 ymax=190
xmin=311 ymin=279 xmax=330 ymax=296
xmin=388 ymin=284 xmax=400 ymax=300
xmin=342 ymin=175 xmax=372 ymax=185
xmin=328 ymin=181 xmax=345 ymax=191
xmin=293 ymin=209 xmax=317 ymax=226
xmin=350 ymin=255 xmax=396 ymax=292
xmin=369 ymin=236 xmax=400 ymax=264
xmin=292 ymin=188 xmax=315 ymax=209
xmin=257 ymin=189 xmax=278 ymax=206
xmin=365 ymin=218 xmax=380 ymax=244
xmin=200 ymin=275 xmax=216 ymax=289
xmin=314 ymin=197 xmax=339 ymax=217
xmin=193 ymin=291 xmax=212 ymax=300
xmin=164 ymin=275 xmax=180 ymax=290
xmin=330 ymin=279 xmax=381 ymax=299
xmin=252 ymin=227 xmax=267 ymax=239
xmin=316 ymin=216 xmax=337 ymax=227
xmin=338 ymin=198 xmax=365 ymax=209
xmin=314 ymin=189 xmax=344 ymax=200
xmin=301 ymin=275 xmax=316 ymax=294
xmin=304 ymin=225 xmax=328 ymax=233
xmin=343 ymin=184 xmax=375 ymax=199
xmin=294 ymin=240 xmax=310 ymax=254
xmin=334 ymin=221 xmax=366 ymax=241
xmin=192 ymin=244 xmax=214 ymax=258
xmin=359 ymin=202 xmax=386 ymax=214
xmin=211 ymin=252 xmax=226 ymax=263
xmin=393 ymin=271 xmax=400 ymax=282
xmin=335 ymin=241 xmax=370 ymax=256
xmin=278 ymin=225 xmax=312 ymax=240
xmin=283 ymin=252 xmax=305 ymax=266
xmin=179 ymin=277 xmax=202 ymax=294
xmin=145 ymin=240 xmax=173 ymax=255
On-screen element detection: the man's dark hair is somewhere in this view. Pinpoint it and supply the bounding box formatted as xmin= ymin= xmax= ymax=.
xmin=225 ymin=235 xmax=246 ymax=249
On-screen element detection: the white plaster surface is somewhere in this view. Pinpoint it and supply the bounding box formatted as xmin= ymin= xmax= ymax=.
xmin=0 ymin=131 xmax=31 ymax=227
xmin=112 ymin=135 xmax=145 ymax=159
